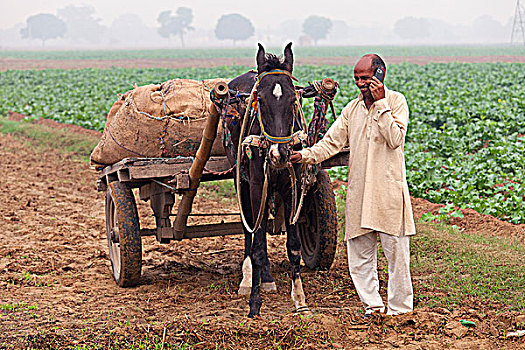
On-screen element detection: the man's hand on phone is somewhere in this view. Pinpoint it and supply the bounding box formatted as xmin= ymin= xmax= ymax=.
xmin=290 ymin=151 xmax=302 ymax=163
xmin=370 ymin=77 xmax=385 ymax=101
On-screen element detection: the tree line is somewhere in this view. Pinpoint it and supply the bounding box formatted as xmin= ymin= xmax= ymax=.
xmin=20 ymin=6 xmax=333 ymax=47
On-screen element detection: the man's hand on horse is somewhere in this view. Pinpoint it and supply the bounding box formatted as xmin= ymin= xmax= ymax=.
xmin=370 ymin=77 xmax=385 ymax=101
xmin=290 ymin=151 xmax=302 ymax=163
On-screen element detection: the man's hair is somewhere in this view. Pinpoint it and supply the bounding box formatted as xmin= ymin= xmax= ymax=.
xmin=364 ymin=53 xmax=386 ymax=72
xmin=372 ymin=54 xmax=386 ymax=72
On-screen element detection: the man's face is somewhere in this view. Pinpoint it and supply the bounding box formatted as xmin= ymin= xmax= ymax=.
xmin=354 ymin=58 xmax=374 ymax=97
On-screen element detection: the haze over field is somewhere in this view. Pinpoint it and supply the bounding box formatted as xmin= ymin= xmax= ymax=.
xmin=0 ymin=0 xmax=521 ymax=48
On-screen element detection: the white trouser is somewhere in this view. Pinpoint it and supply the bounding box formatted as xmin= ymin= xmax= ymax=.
xmin=346 ymin=231 xmax=413 ymax=315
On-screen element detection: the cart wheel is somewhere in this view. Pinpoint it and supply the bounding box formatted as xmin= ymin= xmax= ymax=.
xmin=105 ymin=181 xmax=142 ymax=287
xmin=297 ymin=170 xmax=338 ymax=270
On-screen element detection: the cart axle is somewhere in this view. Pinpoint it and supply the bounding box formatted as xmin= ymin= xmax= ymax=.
xmin=139 ymin=221 xmax=244 ymax=241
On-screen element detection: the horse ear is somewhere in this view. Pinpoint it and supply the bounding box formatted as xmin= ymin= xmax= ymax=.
xmin=283 ymin=42 xmax=294 ymax=73
xmin=256 ymin=43 xmax=266 ymax=74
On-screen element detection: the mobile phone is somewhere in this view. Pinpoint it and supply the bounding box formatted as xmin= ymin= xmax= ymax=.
xmin=373 ymin=66 xmax=385 ymax=82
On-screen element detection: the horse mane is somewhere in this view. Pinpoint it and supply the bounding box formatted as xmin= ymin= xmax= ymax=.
xmin=260 ymin=53 xmax=289 ymax=72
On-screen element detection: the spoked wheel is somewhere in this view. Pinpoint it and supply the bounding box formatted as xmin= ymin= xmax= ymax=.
xmin=297 ymin=170 xmax=338 ymax=270
xmin=105 ymin=181 xmax=142 ymax=287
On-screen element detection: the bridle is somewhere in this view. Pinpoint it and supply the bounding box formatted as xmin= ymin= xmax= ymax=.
xmin=255 ymin=69 xmax=299 ymax=144
xmin=236 ymin=69 xmax=307 ymax=233
xmin=240 ymin=70 xmax=308 ymax=150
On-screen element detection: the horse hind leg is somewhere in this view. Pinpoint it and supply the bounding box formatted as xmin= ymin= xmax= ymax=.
xmin=239 ymin=249 xmax=276 ymax=294
xmin=285 ymin=196 xmax=311 ymax=315
xmin=261 ymin=274 xmax=277 ymax=292
xmin=248 ymin=238 xmax=267 ymax=317
xmin=238 ymin=255 xmax=252 ymax=295
xmin=289 ymin=250 xmax=311 ymax=316
xmin=261 ymin=240 xmax=276 ymax=292
xmin=238 ymin=202 xmax=276 ymax=294
xmin=238 ymin=189 xmax=254 ymax=295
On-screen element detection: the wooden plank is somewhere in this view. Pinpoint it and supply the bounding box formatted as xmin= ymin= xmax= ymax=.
xmin=139 ymin=222 xmax=244 ymax=239
xmin=96 ymin=179 xmax=107 ymax=192
xmin=133 ymin=157 xmax=193 ymax=166
xmin=97 ymin=158 xmax=136 ymax=179
xmin=202 ymin=157 xmax=232 ymax=173
xmin=117 ymin=168 xmax=130 ymax=182
xmin=184 ymin=222 xmax=244 ymax=239
xmin=176 ymin=173 xmax=190 ymax=189
xmin=127 ymin=157 xmax=231 ymax=180
xmin=98 ymin=147 xmax=347 ymax=184
xmin=129 ymin=163 xmax=190 ymax=179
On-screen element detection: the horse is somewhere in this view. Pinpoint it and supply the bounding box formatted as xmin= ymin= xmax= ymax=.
xmin=219 ymin=43 xmax=310 ymax=317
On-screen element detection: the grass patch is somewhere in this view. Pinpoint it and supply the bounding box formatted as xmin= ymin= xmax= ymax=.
xmin=411 ymin=223 xmax=525 ymax=312
xmin=199 ymin=179 xmax=236 ymax=204
xmin=333 ymin=190 xmax=525 ymax=312
xmin=0 ymin=301 xmax=37 ymax=313
xmin=334 ymin=185 xmax=347 ymax=241
xmin=0 ymin=116 xmax=99 ymax=162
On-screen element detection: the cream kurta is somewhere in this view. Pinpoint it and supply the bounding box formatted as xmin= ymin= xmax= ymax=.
xmin=299 ymin=88 xmax=416 ymax=240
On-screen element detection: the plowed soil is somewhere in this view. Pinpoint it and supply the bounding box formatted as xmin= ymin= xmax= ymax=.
xmin=1 ymin=119 xmax=525 ymax=349
xmin=2 ymin=55 xmax=525 ymax=71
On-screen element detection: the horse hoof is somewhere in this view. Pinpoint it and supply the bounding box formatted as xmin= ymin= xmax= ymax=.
xmin=294 ymin=306 xmax=312 ymax=317
xmin=261 ymin=282 xmax=277 ymax=292
xmin=238 ymin=286 xmax=251 ymax=295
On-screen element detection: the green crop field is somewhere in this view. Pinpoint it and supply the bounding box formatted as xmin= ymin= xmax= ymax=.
xmin=1 ymin=62 xmax=524 ymax=224
xmin=1 ymin=45 xmax=525 ymax=60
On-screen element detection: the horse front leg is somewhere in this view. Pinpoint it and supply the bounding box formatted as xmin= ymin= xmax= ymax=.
xmin=248 ymin=215 xmax=269 ymax=318
xmin=261 ymin=234 xmax=276 ymax=292
xmin=283 ymin=181 xmax=310 ymax=315
xmin=247 ymin=174 xmax=271 ymax=318
xmin=238 ymin=181 xmax=254 ymax=295
xmin=238 ymin=182 xmax=275 ymax=295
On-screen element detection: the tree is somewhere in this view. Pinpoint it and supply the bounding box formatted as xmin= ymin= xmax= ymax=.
xmin=20 ymin=14 xmax=66 ymax=47
xmin=215 ymin=14 xmax=254 ymax=45
xmin=110 ymin=14 xmax=152 ymax=46
xmin=472 ymin=15 xmax=506 ymax=43
xmin=157 ymin=7 xmax=194 ymax=47
xmin=57 ymin=5 xmax=105 ymax=44
xmin=302 ymin=16 xmax=332 ymax=45
xmin=394 ymin=17 xmax=430 ymax=41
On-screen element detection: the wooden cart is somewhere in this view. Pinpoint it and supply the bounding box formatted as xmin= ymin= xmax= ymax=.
xmin=96 ymin=81 xmax=349 ymax=287
xmin=97 ymin=151 xmax=348 ymax=287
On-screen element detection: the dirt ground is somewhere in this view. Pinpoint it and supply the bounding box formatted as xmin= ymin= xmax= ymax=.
xmin=1 ymin=117 xmax=525 ymax=349
xmin=2 ymin=55 xmax=525 ymax=71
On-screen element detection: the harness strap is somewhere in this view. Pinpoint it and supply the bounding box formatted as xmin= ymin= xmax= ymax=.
xmin=235 ymin=70 xmax=306 ymax=233
xmin=236 ymin=84 xmax=266 ymax=234
xmin=255 ymin=69 xmax=299 ymax=144
xmin=256 ymin=69 xmax=298 ymax=84
xmin=241 ymin=131 xmax=307 ymax=148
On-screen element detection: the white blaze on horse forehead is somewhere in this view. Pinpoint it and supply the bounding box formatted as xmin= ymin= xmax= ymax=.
xmin=273 ymin=83 xmax=283 ymax=100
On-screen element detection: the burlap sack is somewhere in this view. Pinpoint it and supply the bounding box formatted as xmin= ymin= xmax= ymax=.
xmin=90 ymin=78 xmax=227 ymax=166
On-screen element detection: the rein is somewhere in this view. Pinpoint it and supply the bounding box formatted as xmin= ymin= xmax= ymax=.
xmin=236 ymin=69 xmax=303 ymax=234
xmin=234 ymin=70 xmax=336 ymax=233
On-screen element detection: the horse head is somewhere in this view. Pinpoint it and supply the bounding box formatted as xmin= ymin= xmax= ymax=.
xmin=255 ymin=42 xmax=298 ymax=169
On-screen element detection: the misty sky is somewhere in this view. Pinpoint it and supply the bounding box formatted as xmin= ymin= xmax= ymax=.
xmin=0 ymin=0 xmax=516 ymax=30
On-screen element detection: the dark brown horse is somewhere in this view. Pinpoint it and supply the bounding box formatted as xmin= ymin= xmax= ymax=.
xmin=219 ymin=43 xmax=310 ymax=317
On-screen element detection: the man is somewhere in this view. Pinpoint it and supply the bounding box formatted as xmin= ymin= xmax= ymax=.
xmin=290 ymin=54 xmax=416 ymax=316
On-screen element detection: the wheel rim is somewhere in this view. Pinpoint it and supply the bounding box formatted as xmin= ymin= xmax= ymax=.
xmin=297 ymin=191 xmax=319 ymax=257
xmin=106 ymin=192 xmax=121 ymax=281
